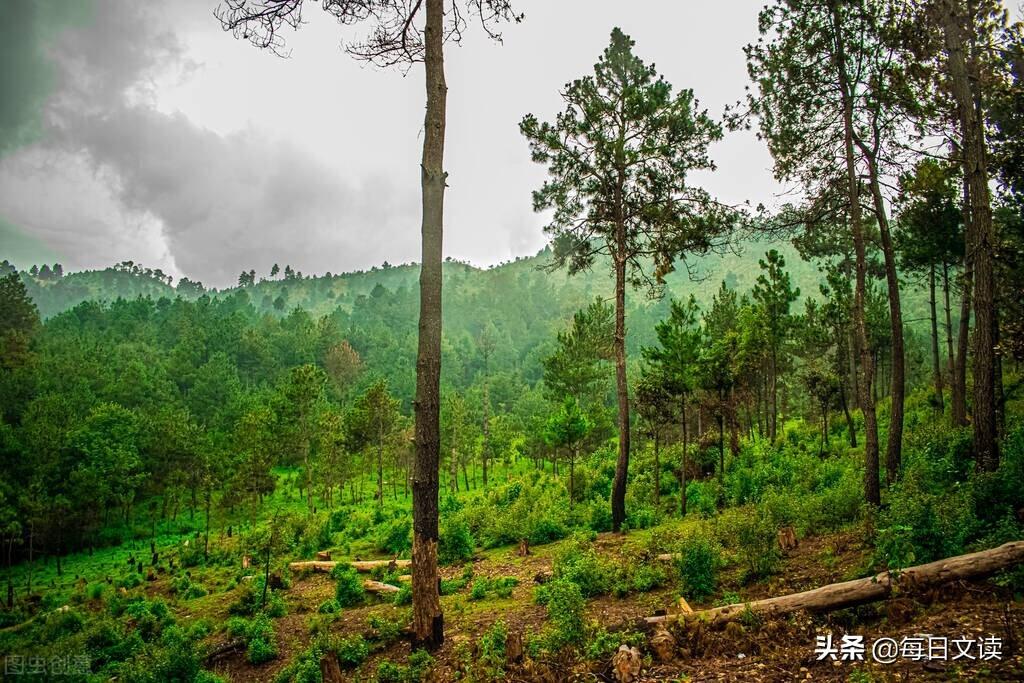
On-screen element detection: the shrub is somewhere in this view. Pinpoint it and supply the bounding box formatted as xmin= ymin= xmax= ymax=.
xmin=375 ymin=516 xmax=412 ymax=556
xmin=716 ymin=506 xmax=780 ymax=581
xmin=686 ymin=480 xmax=721 ymax=518
xmin=542 ymin=579 xmax=585 ymax=650
xmin=393 ymin=584 xmax=412 ymax=606
xmin=335 ymin=635 xmax=370 ymax=668
xmin=439 ymin=516 xmax=475 ymax=565
xmin=476 ymin=620 xmax=507 ymax=680
xmin=675 ymin=530 xmax=722 ymax=601
xmin=318 ymin=599 xmax=340 ymax=614
xmin=170 ymin=574 xmax=207 ymax=600
xmin=331 ymin=564 xmax=366 ymax=607
xmin=550 ymin=534 xmax=613 ymax=597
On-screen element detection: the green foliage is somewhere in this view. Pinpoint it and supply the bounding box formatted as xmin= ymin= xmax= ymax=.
xmin=334 ymin=634 xmax=370 ymax=668
xmin=438 ymin=515 xmax=475 ymax=565
xmin=331 ymin=564 xmax=365 ymax=607
xmin=170 ymin=574 xmax=207 ymax=600
xmin=374 ymin=516 xmax=412 ymax=556
xmin=716 ymin=506 xmax=780 ymax=582
xmin=675 ymin=530 xmax=722 ymax=601
xmin=227 ymin=614 xmax=278 ymax=665
xmin=547 ymin=534 xmax=613 ymax=598
xmin=392 ymin=584 xmax=412 ymax=606
xmin=475 ymin=620 xmax=508 ymax=680
xmin=539 ymin=579 xmax=586 ymax=651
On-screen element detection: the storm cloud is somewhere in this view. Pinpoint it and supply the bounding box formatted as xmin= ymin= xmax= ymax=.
xmin=1 ymin=0 xmax=791 ymax=287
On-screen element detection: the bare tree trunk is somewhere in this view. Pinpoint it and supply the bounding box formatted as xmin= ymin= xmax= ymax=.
xmin=930 ymin=264 xmax=945 ymax=411
xmin=943 ymin=262 xmax=956 ymax=392
xmin=680 ymin=397 xmax=688 ymax=516
xmin=942 ymin=0 xmax=998 ymax=470
xmin=611 ymin=251 xmax=631 ymax=532
xmin=411 ymin=0 xmax=445 ymax=650
xmin=862 ymin=158 xmax=905 ymax=484
xmin=653 ymin=430 xmax=660 ymax=508
xmin=832 ymin=3 xmax=880 ymax=506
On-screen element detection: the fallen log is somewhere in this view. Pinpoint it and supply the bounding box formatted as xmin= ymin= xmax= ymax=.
xmin=289 ymin=561 xmax=337 ymax=572
xmin=351 ymin=559 xmax=412 ymax=572
xmin=205 ymin=638 xmax=246 ymax=663
xmin=363 ymin=580 xmax=401 ymax=594
xmin=646 ymin=540 xmax=1024 ymax=627
xmin=288 ymin=559 xmax=413 ymax=573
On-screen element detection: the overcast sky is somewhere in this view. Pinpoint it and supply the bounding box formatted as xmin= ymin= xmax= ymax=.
xmin=0 ymin=0 xmax=785 ymax=288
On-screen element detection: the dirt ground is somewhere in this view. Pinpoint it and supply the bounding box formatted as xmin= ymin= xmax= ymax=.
xmin=206 ymin=530 xmax=1024 ymax=682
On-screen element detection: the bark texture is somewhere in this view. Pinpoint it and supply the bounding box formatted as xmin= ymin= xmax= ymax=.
xmin=411 ymin=0 xmax=446 ymax=648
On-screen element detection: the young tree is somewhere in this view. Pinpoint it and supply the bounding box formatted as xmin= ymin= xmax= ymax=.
xmin=698 ymin=284 xmax=741 ymax=483
xmin=216 ymin=0 xmax=521 ymax=646
xmin=751 ymin=249 xmax=800 ymax=441
xmin=522 ymin=29 xmax=733 ymax=531
xmin=279 ymin=364 xmax=327 ymax=512
xmin=642 ymin=296 xmax=701 ymax=515
xmin=542 ymin=396 xmax=589 ymax=508
xmin=542 ymin=298 xmax=613 ymax=425
xmin=347 ymin=380 xmax=401 ymax=507
xmin=895 ymin=160 xmax=964 ymax=413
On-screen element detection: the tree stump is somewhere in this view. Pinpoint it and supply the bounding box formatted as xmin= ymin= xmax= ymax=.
xmin=517 ymin=539 xmax=530 ymax=557
xmin=612 ymin=645 xmax=642 ymax=682
xmin=242 ymin=555 xmax=251 ymax=570
xmin=317 ymin=551 xmax=332 ymax=561
xmin=505 ymin=630 xmax=524 ymax=664
xmin=650 ymin=626 xmax=676 ymax=662
xmin=777 ymin=526 xmax=798 ymax=552
xmin=320 ymin=653 xmax=344 ymax=683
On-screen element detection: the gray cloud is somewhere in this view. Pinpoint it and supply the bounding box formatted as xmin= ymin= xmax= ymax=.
xmin=0 ymin=0 xmax=420 ymax=287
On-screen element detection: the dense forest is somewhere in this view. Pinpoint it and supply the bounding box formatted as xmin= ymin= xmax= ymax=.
xmin=2 ymin=0 xmax=1024 ymax=681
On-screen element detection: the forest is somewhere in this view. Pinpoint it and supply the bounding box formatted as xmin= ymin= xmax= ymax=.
xmin=1 ymin=0 xmax=1024 ymax=681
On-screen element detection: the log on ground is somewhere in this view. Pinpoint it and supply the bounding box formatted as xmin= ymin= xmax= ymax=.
xmin=646 ymin=540 xmax=1024 ymax=627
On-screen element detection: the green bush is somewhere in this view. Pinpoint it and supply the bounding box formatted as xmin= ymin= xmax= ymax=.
xmin=541 ymin=579 xmax=585 ymax=650
xmin=375 ymin=516 xmax=412 ymax=556
xmin=476 ymin=620 xmax=507 ymax=680
xmin=439 ymin=515 xmax=475 ymax=565
xmin=335 ymin=634 xmax=370 ymax=668
xmin=716 ymin=506 xmax=780 ymax=581
xmin=549 ymin=534 xmax=613 ymax=597
xmin=675 ymin=530 xmax=722 ymax=601
xmin=331 ymin=564 xmax=366 ymax=607
xmin=393 ymin=584 xmax=412 ymax=606
xmin=686 ymin=480 xmax=721 ymax=518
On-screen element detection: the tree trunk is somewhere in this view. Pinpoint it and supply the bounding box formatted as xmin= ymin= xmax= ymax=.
xmin=645 ymin=541 xmax=1024 ymax=627
xmin=377 ymin=442 xmax=384 ymax=508
xmin=769 ymin=348 xmax=778 ymax=441
xmin=680 ymin=396 xmax=688 ymax=516
xmin=610 ymin=252 xmax=631 ymax=533
xmin=653 ymin=430 xmax=660 ymax=508
xmin=717 ymin=412 xmax=725 ymax=483
xmin=411 ymin=0 xmax=445 ymax=650
xmin=930 ymin=264 xmax=944 ymax=411
xmin=839 ymin=381 xmax=856 ymax=448
xmin=864 ymin=165 xmax=905 ymax=485
xmin=942 ymin=0 xmax=998 ymax=470
xmin=832 ymin=3 xmax=880 ymax=506
xmin=943 ymin=262 xmax=956 ymax=397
